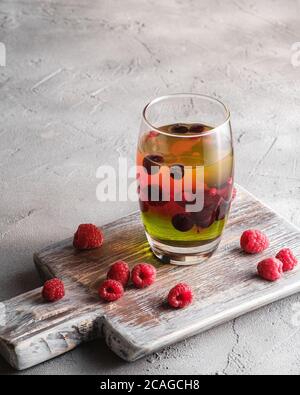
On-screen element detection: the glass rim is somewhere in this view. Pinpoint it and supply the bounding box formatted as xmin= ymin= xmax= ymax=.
xmin=142 ymin=93 xmax=231 ymax=138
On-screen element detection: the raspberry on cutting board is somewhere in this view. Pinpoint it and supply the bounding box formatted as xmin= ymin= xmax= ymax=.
xmin=276 ymin=248 xmax=298 ymax=272
xmin=257 ymin=258 xmax=283 ymax=282
xmin=107 ymin=261 xmax=130 ymax=287
xmin=73 ymin=224 xmax=104 ymax=250
xmin=240 ymin=229 xmax=269 ymax=254
xmin=42 ymin=278 xmax=65 ymax=302
xmin=167 ymin=283 xmax=193 ymax=309
xmin=131 ymin=263 xmax=156 ymax=289
xmin=98 ymin=279 xmax=124 ymax=302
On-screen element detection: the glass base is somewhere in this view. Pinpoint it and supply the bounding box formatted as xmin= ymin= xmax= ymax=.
xmin=146 ymin=232 xmax=221 ymax=266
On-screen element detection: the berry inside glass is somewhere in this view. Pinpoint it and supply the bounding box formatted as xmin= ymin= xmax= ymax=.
xmin=137 ymin=94 xmax=234 ymax=265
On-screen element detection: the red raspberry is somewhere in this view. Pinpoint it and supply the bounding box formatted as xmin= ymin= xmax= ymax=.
xmin=276 ymin=248 xmax=298 ymax=272
xmin=107 ymin=261 xmax=130 ymax=286
xmin=42 ymin=278 xmax=65 ymax=302
xmin=98 ymin=279 xmax=124 ymax=302
xmin=73 ymin=224 xmax=104 ymax=250
xmin=257 ymin=258 xmax=283 ymax=282
xmin=131 ymin=263 xmax=156 ymax=288
xmin=147 ymin=131 xmax=159 ymax=139
xmin=168 ymin=283 xmax=193 ymax=308
xmin=240 ymin=229 xmax=269 ymax=254
xmin=208 ymin=187 xmax=218 ymax=197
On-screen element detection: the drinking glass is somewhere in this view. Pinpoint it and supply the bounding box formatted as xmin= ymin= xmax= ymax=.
xmin=136 ymin=94 xmax=234 ymax=265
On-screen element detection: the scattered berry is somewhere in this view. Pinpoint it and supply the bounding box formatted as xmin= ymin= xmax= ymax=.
xmin=131 ymin=263 xmax=156 ymax=288
xmin=240 ymin=229 xmax=269 ymax=254
xmin=172 ymin=213 xmax=194 ymax=232
xmin=73 ymin=224 xmax=104 ymax=250
xmin=98 ymin=279 xmax=124 ymax=302
xmin=107 ymin=261 xmax=130 ymax=287
xmin=257 ymin=258 xmax=283 ymax=282
xmin=42 ymin=278 xmax=65 ymax=302
xmin=276 ymin=248 xmax=298 ymax=272
xmin=168 ymin=283 xmax=193 ymax=308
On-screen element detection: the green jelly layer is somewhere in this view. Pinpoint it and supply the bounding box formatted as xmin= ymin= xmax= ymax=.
xmin=141 ymin=212 xmax=226 ymax=242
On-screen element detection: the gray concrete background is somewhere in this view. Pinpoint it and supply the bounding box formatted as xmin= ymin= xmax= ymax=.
xmin=0 ymin=0 xmax=299 ymax=375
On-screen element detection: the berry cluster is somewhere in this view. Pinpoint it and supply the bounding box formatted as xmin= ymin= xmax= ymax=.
xmin=42 ymin=223 xmax=194 ymax=309
xmin=98 ymin=261 xmax=193 ymax=309
xmin=98 ymin=261 xmax=157 ymax=302
xmin=240 ymin=229 xmax=298 ymax=282
xmin=139 ymin=175 xmax=234 ymax=233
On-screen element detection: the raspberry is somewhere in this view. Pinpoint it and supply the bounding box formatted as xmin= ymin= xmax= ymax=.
xmin=208 ymin=187 xmax=218 ymax=197
xmin=257 ymin=258 xmax=283 ymax=282
xmin=107 ymin=261 xmax=130 ymax=286
xmin=240 ymin=229 xmax=269 ymax=254
xmin=147 ymin=131 xmax=159 ymax=139
xmin=73 ymin=224 xmax=104 ymax=250
xmin=167 ymin=283 xmax=193 ymax=308
xmin=42 ymin=278 xmax=65 ymax=302
xmin=98 ymin=279 xmax=124 ymax=302
xmin=276 ymin=248 xmax=298 ymax=272
xmin=131 ymin=263 xmax=156 ymax=288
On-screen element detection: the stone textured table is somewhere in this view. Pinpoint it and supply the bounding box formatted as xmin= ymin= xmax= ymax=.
xmin=0 ymin=0 xmax=299 ymax=375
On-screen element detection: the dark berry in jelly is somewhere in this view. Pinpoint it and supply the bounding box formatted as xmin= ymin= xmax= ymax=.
xmin=169 ymin=124 xmax=189 ymax=134
xmin=170 ymin=164 xmax=184 ymax=180
xmin=143 ymin=155 xmax=164 ymax=175
xmin=216 ymin=199 xmax=230 ymax=220
xmin=204 ymin=190 xmax=221 ymax=209
xmin=189 ymin=124 xmax=205 ymax=133
xmin=139 ymin=199 xmax=149 ymax=213
xmin=172 ymin=213 xmax=194 ymax=232
xmin=193 ymin=209 xmax=216 ymax=228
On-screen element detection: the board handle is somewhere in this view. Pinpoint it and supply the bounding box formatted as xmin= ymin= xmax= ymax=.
xmin=0 ymin=288 xmax=103 ymax=370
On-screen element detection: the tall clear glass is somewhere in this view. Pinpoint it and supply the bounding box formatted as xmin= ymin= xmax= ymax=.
xmin=136 ymin=94 xmax=234 ymax=265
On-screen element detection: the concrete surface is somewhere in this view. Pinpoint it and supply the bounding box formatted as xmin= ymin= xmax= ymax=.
xmin=0 ymin=0 xmax=299 ymax=375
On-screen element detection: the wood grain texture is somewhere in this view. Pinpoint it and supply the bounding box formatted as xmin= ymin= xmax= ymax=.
xmin=0 ymin=185 xmax=300 ymax=370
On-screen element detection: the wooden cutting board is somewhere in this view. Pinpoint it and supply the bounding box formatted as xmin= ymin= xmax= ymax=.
xmin=0 ymin=185 xmax=300 ymax=370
